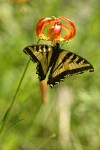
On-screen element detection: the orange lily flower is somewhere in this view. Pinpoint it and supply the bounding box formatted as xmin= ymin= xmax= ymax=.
xmin=36 ymin=16 xmax=76 ymax=42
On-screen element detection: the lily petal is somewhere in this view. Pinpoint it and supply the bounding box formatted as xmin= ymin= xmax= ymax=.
xmin=59 ymin=16 xmax=76 ymax=39
xmin=48 ymin=22 xmax=62 ymax=41
xmin=36 ymin=17 xmax=53 ymax=40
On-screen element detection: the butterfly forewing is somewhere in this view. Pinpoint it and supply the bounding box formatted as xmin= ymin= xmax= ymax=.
xmin=23 ymin=44 xmax=54 ymax=81
xmin=47 ymin=49 xmax=94 ymax=87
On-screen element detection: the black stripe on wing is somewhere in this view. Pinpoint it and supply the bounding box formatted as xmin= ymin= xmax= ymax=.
xmin=23 ymin=46 xmax=38 ymax=62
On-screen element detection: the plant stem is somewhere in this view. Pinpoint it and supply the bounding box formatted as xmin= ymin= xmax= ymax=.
xmin=11 ymin=58 xmax=31 ymax=108
xmin=0 ymin=39 xmax=40 ymax=134
xmin=0 ymin=58 xmax=31 ymax=134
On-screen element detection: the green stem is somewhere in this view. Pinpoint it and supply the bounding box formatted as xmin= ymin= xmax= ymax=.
xmin=0 ymin=39 xmax=40 ymax=134
xmin=0 ymin=58 xmax=31 ymax=134
xmin=10 ymin=58 xmax=31 ymax=108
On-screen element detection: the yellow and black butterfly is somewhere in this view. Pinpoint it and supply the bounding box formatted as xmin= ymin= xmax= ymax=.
xmin=23 ymin=43 xmax=94 ymax=88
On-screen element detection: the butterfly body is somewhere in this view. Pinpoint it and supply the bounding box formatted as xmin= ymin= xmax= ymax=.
xmin=23 ymin=43 xmax=94 ymax=88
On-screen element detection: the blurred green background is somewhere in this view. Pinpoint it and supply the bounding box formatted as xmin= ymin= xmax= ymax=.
xmin=0 ymin=0 xmax=100 ymax=150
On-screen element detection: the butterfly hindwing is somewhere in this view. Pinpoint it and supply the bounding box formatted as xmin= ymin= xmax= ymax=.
xmin=47 ymin=49 xmax=94 ymax=87
xmin=23 ymin=44 xmax=54 ymax=81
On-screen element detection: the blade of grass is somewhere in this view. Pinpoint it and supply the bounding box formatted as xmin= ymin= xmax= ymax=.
xmin=5 ymin=119 xmax=24 ymax=133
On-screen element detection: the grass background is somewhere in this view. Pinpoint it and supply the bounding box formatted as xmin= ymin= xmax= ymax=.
xmin=0 ymin=0 xmax=100 ymax=149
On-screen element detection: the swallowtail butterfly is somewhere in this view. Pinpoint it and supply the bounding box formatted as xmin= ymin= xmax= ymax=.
xmin=23 ymin=43 xmax=94 ymax=88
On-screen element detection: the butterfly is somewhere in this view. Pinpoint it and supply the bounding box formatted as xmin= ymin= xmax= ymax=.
xmin=23 ymin=43 xmax=94 ymax=88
